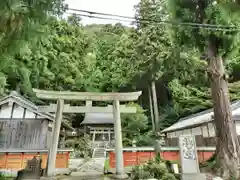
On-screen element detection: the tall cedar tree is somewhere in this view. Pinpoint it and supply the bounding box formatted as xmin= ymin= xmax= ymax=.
xmin=0 ymin=0 xmax=65 ymax=95
xmin=168 ymin=0 xmax=240 ymax=178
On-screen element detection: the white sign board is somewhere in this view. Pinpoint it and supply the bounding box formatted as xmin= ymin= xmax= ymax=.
xmin=179 ymin=135 xmax=200 ymax=174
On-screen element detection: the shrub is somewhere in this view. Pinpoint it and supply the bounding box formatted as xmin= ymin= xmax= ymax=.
xmin=66 ymin=135 xmax=92 ymax=158
xmin=131 ymin=166 xmax=154 ymax=180
xmin=161 ymin=173 xmax=177 ymax=180
xmin=130 ymin=157 xmax=177 ymax=180
xmin=0 ymin=173 xmax=11 ymax=180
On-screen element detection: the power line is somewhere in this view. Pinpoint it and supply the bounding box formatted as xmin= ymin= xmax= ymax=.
xmin=66 ymin=11 xmax=240 ymax=32
xmin=68 ymin=8 xmax=136 ymax=21
xmin=65 ymin=12 xmax=133 ymax=24
xmin=68 ymin=8 xmax=239 ymax=30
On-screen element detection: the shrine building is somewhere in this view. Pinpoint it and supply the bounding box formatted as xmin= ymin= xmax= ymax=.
xmin=0 ymin=91 xmax=74 ymax=149
xmin=162 ymin=100 xmax=240 ymax=147
xmin=81 ymin=111 xmax=114 ymax=148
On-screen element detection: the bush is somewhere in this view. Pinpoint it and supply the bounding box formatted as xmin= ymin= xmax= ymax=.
xmin=145 ymin=161 xmax=168 ymax=178
xmin=130 ymin=157 xmax=177 ymax=180
xmin=0 ymin=173 xmax=11 ymax=180
xmin=161 ymin=173 xmax=177 ymax=180
xmin=131 ymin=166 xmax=154 ymax=179
xmin=200 ymin=153 xmax=216 ymax=168
xmin=66 ymin=135 xmax=92 ymax=158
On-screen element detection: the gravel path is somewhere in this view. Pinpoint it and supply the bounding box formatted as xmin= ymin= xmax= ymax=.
xmin=59 ymin=158 xmax=106 ymax=179
xmin=76 ymin=158 xmax=105 ymax=173
xmin=59 ymin=174 xmax=110 ymax=180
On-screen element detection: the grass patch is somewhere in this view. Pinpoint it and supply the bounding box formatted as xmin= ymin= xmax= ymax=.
xmin=0 ymin=173 xmax=13 ymax=180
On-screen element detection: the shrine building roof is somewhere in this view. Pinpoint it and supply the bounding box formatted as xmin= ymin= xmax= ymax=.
xmin=81 ymin=112 xmax=114 ymax=125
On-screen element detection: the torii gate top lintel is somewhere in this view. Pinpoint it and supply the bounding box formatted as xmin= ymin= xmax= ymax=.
xmin=33 ymin=89 xmax=142 ymax=101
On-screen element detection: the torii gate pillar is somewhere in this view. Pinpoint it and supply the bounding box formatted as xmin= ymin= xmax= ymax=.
xmin=113 ymin=100 xmax=125 ymax=178
xmin=47 ymin=99 xmax=64 ymax=176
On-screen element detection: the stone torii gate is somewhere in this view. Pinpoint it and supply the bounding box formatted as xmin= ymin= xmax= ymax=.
xmin=33 ymin=89 xmax=142 ymax=179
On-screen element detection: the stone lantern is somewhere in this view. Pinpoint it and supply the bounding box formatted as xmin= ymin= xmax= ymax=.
xmin=154 ymin=133 xmax=166 ymax=153
xmin=132 ymin=139 xmax=137 ymax=148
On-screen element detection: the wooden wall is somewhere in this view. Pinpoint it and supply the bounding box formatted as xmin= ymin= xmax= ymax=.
xmin=165 ymin=121 xmax=240 ymax=146
xmin=165 ymin=122 xmax=217 ymax=146
xmin=0 ymin=103 xmax=49 ymax=149
xmin=166 ymin=136 xmax=216 ymax=146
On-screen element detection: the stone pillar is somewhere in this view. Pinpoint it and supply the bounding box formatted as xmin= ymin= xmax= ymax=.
xmin=113 ymin=100 xmax=127 ymax=179
xmin=132 ymin=139 xmax=136 ymax=148
xmin=47 ymin=99 xmax=64 ymax=177
xmin=93 ymin=130 xmax=96 ymax=142
xmin=108 ymin=129 xmax=111 ymax=141
xmin=83 ymin=126 xmax=87 ymax=137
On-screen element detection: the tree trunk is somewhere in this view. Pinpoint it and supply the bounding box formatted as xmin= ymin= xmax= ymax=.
xmin=207 ymin=43 xmax=240 ymax=179
xmin=148 ymin=86 xmax=155 ymax=131
xmin=151 ymin=81 xmax=160 ymax=131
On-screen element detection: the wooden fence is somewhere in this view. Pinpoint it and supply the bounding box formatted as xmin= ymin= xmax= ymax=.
xmin=0 ymin=151 xmax=70 ymax=170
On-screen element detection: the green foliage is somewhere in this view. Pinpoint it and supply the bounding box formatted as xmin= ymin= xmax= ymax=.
xmin=161 ymin=173 xmax=178 ymax=180
xmin=136 ymin=131 xmax=155 ymax=146
xmin=0 ymin=173 xmax=12 ymax=180
xmin=1 ymin=16 xmax=92 ymax=98
xmin=169 ymin=79 xmax=212 ymax=116
xmin=130 ymin=158 xmax=177 ymax=180
xmin=121 ymin=103 xmax=150 ymax=146
xmin=134 ymin=0 xmax=172 ymax=82
xmin=0 ymin=0 xmax=66 ymax=96
xmin=66 ymin=135 xmax=92 ymax=158
xmin=36 ymin=17 xmax=90 ymax=92
xmin=2 ymin=0 xmax=240 ymax=144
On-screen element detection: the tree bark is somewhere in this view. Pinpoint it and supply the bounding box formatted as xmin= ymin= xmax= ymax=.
xmin=148 ymin=86 xmax=155 ymax=131
xmin=151 ymin=81 xmax=160 ymax=131
xmin=207 ymin=43 xmax=240 ymax=179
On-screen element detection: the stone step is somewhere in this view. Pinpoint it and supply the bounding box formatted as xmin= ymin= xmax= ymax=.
xmin=93 ymin=153 xmax=105 ymax=157
xmin=94 ymin=150 xmax=105 ymax=153
xmin=92 ymin=148 xmax=106 ymax=158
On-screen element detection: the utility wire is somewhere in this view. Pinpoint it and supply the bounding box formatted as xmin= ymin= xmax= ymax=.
xmin=66 ymin=12 xmax=133 ymax=24
xmin=66 ymin=11 xmax=240 ymax=32
xmin=65 ymin=12 xmax=215 ymax=30
xmin=68 ymin=8 xmax=239 ymax=30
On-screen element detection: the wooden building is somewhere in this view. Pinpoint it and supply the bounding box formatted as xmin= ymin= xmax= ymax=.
xmin=162 ymin=100 xmax=240 ymax=146
xmin=81 ymin=112 xmax=114 ymax=147
xmin=0 ymin=91 xmax=74 ymax=149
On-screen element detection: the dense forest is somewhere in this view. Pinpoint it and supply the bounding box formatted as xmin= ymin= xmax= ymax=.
xmin=1 ymin=0 xmax=240 ymax=129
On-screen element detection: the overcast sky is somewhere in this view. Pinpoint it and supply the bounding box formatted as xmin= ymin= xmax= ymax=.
xmin=65 ymin=0 xmax=140 ymax=25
